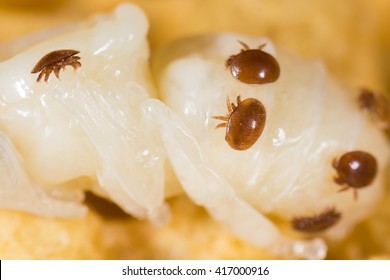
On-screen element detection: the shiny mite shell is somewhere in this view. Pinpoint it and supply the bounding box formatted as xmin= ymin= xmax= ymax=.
xmin=332 ymin=151 xmax=377 ymax=199
xmin=292 ymin=208 xmax=341 ymax=233
xmin=212 ymin=95 xmax=266 ymax=150
xmin=226 ymin=41 xmax=280 ymax=84
xmin=31 ymin=49 xmax=81 ymax=82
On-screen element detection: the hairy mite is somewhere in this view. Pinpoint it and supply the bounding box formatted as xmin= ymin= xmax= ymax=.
xmin=31 ymin=49 xmax=81 ymax=82
xmin=212 ymin=95 xmax=266 ymax=150
xmin=292 ymin=208 xmax=341 ymax=233
xmin=226 ymin=41 xmax=280 ymax=84
xmin=332 ymin=151 xmax=377 ymax=199
xmin=358 ymin=88 xmax=390 ymax=129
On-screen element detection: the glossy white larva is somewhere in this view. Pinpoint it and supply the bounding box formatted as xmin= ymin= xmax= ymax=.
xmin=0 ymin=3 xmax=169 ymax=223
xmin=0 ymin=4 xmax=388 ymax=259
xmin=151 ymin=33 xmax=390 ymax=259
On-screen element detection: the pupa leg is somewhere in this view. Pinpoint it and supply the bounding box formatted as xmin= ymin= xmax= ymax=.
xmin=141 ymin=99 xmax=327 ymax=260
xmin=0 ymin=130 xmax=87 ymax=217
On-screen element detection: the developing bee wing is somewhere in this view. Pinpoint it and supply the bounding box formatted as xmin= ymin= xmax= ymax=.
xmin=54 ymin=82 xmax=168 ymax=222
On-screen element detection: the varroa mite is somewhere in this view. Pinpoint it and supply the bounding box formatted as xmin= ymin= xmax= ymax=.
xmin=332 ymin=151 xmax=377 ymax=199
xmin=358 ymin=88 xmax=390 ymax=129
xmin=212 ymin=95 xmax=266 ymax=150
xmin=292 ymin=207 xmax=341 ymax=233
xmin=31 ymin=49 xmax=81 ymax=82
xmin=226 ymin=41 xmax=280 ymax=84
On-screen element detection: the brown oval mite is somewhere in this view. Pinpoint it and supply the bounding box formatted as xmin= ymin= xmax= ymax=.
xmin=292 ymin=207 xmax=341 ymax=233
xmin=212 ymin=95 xmax=266 ymax=150
xmin=31 ymin=49 xmax=81 ymax=82
xmin=226 ymin=41 xmax=280 ymax=84
xmin=332 ymin=151 xmax=377 ymax=199
xmin=358 ymin=88 xmax=390 ymax=129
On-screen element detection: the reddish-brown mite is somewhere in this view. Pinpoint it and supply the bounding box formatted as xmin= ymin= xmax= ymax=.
xmin=226 ymin=40 xmax=280 ymax=84
xmin=332 ymin=151 xmax=377 ymax=200
xmin=212 ymin=95 xmax=266 ymax=150
xmin=358 ymin=88 xmax=390 ymax=129
xmin=292 ymin=207 xmax=341 ymax=233
xmin=31 ymin=49 xmax=81 ymax=82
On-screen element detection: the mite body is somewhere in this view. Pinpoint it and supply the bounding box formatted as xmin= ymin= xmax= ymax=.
xmin=332 ymin=151 xmax=377 ymax=199
xmin=358 ymin=88 xmax=390 ymax=129
xmin=213 ymin=95 xmax=266 ymax=150
xmin=292 ymin=208 xmax=341 ymax=233
xmin=31 ymin=49 xmax=81 ymax=82
xmin=226 ymin=41 xmax=280 ymax=84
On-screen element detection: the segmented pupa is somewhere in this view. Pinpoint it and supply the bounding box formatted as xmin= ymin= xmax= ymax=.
xmin=151 ymin=33 xmax=389 ymax=259
xmin=0 ymin=5 xmax=388 ymax=259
